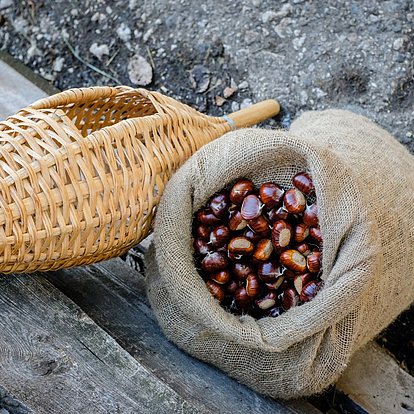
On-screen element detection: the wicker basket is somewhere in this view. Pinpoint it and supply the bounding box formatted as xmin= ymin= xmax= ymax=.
xmin=0 ymin=86 xmax=279 ymax=273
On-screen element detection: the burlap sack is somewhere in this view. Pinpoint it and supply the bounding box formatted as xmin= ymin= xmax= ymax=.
xmin=145 ymin=109 xmax=414 ymax=399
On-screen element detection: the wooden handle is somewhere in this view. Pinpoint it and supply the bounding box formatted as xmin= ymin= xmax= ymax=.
xmin=226 ymin=99 xmax=280 ymax=128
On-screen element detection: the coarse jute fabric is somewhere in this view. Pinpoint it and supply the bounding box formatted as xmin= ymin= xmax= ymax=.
xmin=145 ymin=109 xmax=414 ymax=399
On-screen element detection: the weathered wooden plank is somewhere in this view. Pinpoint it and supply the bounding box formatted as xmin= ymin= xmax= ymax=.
xmin=0 ymin=384 xmax=31 ymax=414
xmin=44 ymin=258 xmax=322 ymax=414
xmin=0 ymin=274 xmax=209 ymax=414
xmin=337 ymin=342 xmax=414 ymax=414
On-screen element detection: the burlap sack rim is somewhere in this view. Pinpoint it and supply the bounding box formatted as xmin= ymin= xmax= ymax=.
xmin=150 ymin=121 xmax=382 ymax=352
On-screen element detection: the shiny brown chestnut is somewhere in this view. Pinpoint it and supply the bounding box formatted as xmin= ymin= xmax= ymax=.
xmin=279 ymin=249 xmax=307 ymax=273
xmin=241 ymin=195 xmax=263 ymax=220
xmin=258 ymin=260 xmax=282 ymax=283
xmin=259 ymin=183 xmax=284 ymax=209
xmin=196 ymin=224 xmax=210 ymax=240
xmin=253 ymin=239 xmax=273 ymax=261
xmin=193 ymin=238 xmax=211 ymax=255
xmin=265 ymin=275 xmax=285 ymax=290
xmin=303 ymin=204 xmax=319 ymax=227
xmin=197 ymin=209 xmax=222 ymax=225
xmin=209 ymin=225 xmax=231 ymax=248
xmin=300 ymin=281 xmax=321 ymax=302
xmin=272 ymin=220 xmax=292 ymax=250
xmin=293 ymin=273 xmax=314 ymax=295
xmin=307 ymin=251 xmax=322 ymax=274
xmin=210 ymin=193 xmax=230 ymax=219
xmin=294 ymin=222 xmax=310 ymax=243
xmin=282 ymin=287 xmax=299 ymax=310
xmin=232 ymin=262 xmax=255 ymax=281
xmin=248 ymin=215 xmax=270 ymax=236
xmin=292 ymin=171 xmax=315 ymax=196
xmin=268 ymin=206 xmax=289 ymax=222
xmin=206 ymin=280 xmax=225 ymax=302
xmin=296 ymin=242 xmax=311 ymax=256
xmin=228 ymin=236 xmax=254 ymax=255
xmin=283 ymin=188 xmax=306 ymax=214
xmin=201 ymin=251 xmax=228 ymax=272
xmin=256 ymin=291 xmax=278 ymax=310
xmin=225 ymin=280 xmax=239 ymax=296
xmin=210 ymin=270 xmax=231 ymax=284
xmin=309 ymin=227 xmax=323 ymax=244
xmin=230 ymin=179 xmax=254 ymax=205
xmin=228 ymin=210 xmax=247 ymax=231
xmin=246 ymin=274 xmax=262 ymax=298
xmin=235 ymin=287 xmax=251 ymax=310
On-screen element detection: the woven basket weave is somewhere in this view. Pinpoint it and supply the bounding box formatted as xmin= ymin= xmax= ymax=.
xmin=0 ymin=86 xmax=278 ymax=273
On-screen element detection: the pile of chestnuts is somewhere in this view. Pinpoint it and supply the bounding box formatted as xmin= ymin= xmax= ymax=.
xmin=192 ymin=172 xmax=323 ymax=319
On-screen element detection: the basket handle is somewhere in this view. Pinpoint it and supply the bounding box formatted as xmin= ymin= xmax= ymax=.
xmin=225 ymin=99 xmax=280 ymax=129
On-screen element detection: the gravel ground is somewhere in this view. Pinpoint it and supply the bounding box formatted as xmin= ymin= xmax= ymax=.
xmin=0 ymin=0 xmax=413 ymax=411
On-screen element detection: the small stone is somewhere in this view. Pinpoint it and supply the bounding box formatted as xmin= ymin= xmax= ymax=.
xmin=27 ymin=43 xmax=40 ymax=58
xmin=299 ymin=90 xmax=308 ymax=105
xmin=231 ymin=101 xmax=240 ymax=112
xmin=392 ymin=38 xmax=404 ymax=51
xmin=143 ymin=27 xmax=154 ymax=43
xmin=53 ymin=56 xmax=65 ymax=72
xmin=241 ymin=98 xmax=253 ymax=109
xmin=261 ymin=11 xmax=278 ymax=24
xmin=292 ymin=35 xmax=306 ymax=51
xmin=0 ymin=0 xmax=13 ymax=10
xmin=215 ymin=96 xmax=226 ymax=107
xmin=251 ymin=0 xmax=261 ymax=7
xmin=128 ymin=54 xmax=153 ymax=85
xmin=244 ymin=30 xmax=259 ymax=45
xmin=117 ymin=23 xmax=131 ymax=43
xmin=190 ymin=65 xmax=210 ymax=93
xmin=89 ymin=43 xmax=110 ymax=60
xmin=238 ymin=80 xmax=249 ymax=90
xmin=223 ymin=87 xmax=236 ymax=99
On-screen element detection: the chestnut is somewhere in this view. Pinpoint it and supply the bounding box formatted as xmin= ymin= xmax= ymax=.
xmin=259 ymin=182 xmax=284 ymax=209
xmin=197 ymin=209 xmax=222 ymax=225
xmin=293 ymin=273 xmax=314 ymax=295
xmin=241 ymin=195 xmax=263 ymax=220
xmin=303 ymin=203 xmax=319 ymax=227
xmin=206 ymin=280 xmax=225 ymax=302
xmin=248 ymin=215 xmax=270 ymax=236
xmin=235 ymin=287 xmax=251 ymax=310
xmin=256 ymin=292 xmax=277 ymax=310
xmin=210 ymin=270 xmax=231 ymax=284
xmin=294 ymin=222 xmax=309 ymax=243
xmin=271 ymin=220 xmax=292 ymax=250
xmin=283 ymin=188 xmax=306 ymax=214
xmin=258 ymin=260 xmax=282 ymax=283
xmin=252 ymin=239 xmax=273 ymax=261
xmin=201 ymin=251 xmax=228 ymax=272
xmin=282 ymin=288 xmax=299 ymax=310
xmin=230 ymin=179 xmax=254 ymax=205
xmin=309 ymin=226 xmax=323 ymax=244
xmin=210 ymin=225 xmax=231 ymax=248
xmin=243 ymin=228 xmax=262 ymax=243
xmin=265 ymin=275 xmax=285 ymax=290
xmin=300 ymin=281 xmax=321 ymax=302
xmin=195 ymin=224 xmax=210 ymax=241
xmin=228 ymin=236 xmax=254 ymax=255
xmin=268 ymin=206 xmax=289 ymax=222
xmin=296 ymin=242 xmax=311 ymax=257
xmin=307 ymin=251 xmax=321 ymax=274
xmin=193 ymin=238 xmax=211 ymax=255
xmin=292 ymin=171 xmax=314 ymax=196
xmin=228 ymin=210 xmax=247 ymax=231
xmin=279 ymin=249 xmax=307 ymax=273
xmin=225 ymin=280 xmax=239 ymax=295
xmin=210 ymin=193 xmax=230 ymax=219
xmin=232 ymin=262 xmax=255 ymax=281
xmin=246 ymin=274 xmax=262 ymax=298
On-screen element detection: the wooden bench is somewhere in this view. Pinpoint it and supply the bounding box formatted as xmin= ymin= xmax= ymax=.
xmin=0 ymin=54 xmax=413 ymax=414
